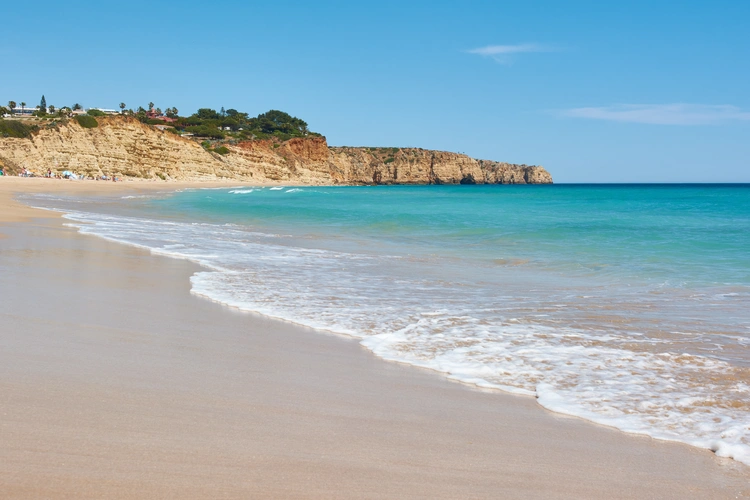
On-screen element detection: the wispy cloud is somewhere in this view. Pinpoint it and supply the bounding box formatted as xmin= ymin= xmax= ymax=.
xmin=562 ymin=104 xmax=750 ymax=125
xmin=466 ymin=43 xmax=554 ymax=64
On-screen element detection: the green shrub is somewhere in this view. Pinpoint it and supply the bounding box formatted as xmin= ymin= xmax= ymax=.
xmin=0 ymin=120 xmax=36 ymax=138
xmin=384 ymin=157 xmax=395 ymax=164
xmin=165 ymin=127 xmax=180 ymax=135
xmin=75 ymin=115 xmax=99 ymax=128
xmin=187 ymin=125 xmax=224 ymax=139
xmin=213 ymin=146 xmax=230 ymax=155
xmin=87 ymin=109 xmax=106 ymax=117
xmin=248 ymin=131 xmax=270 ymax=140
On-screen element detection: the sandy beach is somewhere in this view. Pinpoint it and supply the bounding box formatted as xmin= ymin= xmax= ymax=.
xmin=1 ymin=176 xmax=748 ymax=499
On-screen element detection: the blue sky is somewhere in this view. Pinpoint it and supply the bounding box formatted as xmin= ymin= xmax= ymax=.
xmin=3 ymin=0 xmax=749 ymax=182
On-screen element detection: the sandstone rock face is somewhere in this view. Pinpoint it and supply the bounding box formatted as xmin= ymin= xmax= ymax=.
xmin=0 ymin=117 xmax=553 ymax=184
xmin=0 ymin=118 xmax=220 ymax=180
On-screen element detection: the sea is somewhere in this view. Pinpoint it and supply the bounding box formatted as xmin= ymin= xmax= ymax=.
xmin=26 ymin=184 xmax=750 ymax=465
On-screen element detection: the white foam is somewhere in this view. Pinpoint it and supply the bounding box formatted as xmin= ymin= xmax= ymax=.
xmin=49 ymin=207 xmax=750 ymax=468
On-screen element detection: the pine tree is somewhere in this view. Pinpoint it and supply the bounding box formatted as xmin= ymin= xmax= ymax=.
xmin=40 ymin=95 xmax=47 ymax=114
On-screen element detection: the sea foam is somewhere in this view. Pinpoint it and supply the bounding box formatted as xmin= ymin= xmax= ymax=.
xmin=27 ymin=185 xmax=750 ymax=467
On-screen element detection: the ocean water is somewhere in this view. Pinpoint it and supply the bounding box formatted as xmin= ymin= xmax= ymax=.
xmin=27 ymin=184 xmax=750 ymax=465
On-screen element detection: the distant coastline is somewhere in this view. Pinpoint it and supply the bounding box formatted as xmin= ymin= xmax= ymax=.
xmin=1 ymin=104 xmax=551 ymax=184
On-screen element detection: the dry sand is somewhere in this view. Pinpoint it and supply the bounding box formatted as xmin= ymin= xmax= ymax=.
xmin=1 ymin=177 xmax=748 ymax=499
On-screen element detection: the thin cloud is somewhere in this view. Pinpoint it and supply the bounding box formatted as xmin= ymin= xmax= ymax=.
xmin=562 ymin=104 xmax=750 ymax=125
xmin=467 ymin=43 xmax=554 ymax=64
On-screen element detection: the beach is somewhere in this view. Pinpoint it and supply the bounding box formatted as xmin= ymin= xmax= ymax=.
xmin=1 ymin=177 xmax=748 ymax=499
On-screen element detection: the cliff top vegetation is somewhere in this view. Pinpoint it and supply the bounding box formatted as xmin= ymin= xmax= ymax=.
xmin=170 ymin=108 xmax=319 ymax=142
xmin=3 ymin=96 xmax=318 ymax=145
xmin=0 ymin=119 xmax=37 ymax=138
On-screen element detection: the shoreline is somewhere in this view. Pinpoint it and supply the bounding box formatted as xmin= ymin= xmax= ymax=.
xmin=1 ymin=177 xmax=749 ymax=498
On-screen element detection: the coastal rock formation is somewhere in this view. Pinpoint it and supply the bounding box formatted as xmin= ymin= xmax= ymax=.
xmin=0 ymin=117 xmax=553 ymax=184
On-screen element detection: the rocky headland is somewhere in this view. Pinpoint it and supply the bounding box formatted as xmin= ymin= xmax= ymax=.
xmin=0 ymin=116 xmax=552 ymax=184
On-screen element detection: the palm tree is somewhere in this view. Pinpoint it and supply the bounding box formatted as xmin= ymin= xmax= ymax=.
xmin=120 ymin=102 xmax=126 ymax=113
xmin=8 ymin=101 xmax=16 ymax=114
xmin=73 ymin=103 xmax=82 ymax=111
xmin=21 ymin=102 xmax=26 ymax=114
xmin=48 ymin=105 xmax=56 ymax=114
xmin=148 ymin=102 xmax=154 ymax=111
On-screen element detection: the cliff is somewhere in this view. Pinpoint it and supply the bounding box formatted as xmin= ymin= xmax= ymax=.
xmin=0 ymin=117 xmax=552 ymax=184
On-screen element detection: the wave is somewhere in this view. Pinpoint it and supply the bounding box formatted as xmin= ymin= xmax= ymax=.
xmin=23 ymin=190 xmax=749 ymax=468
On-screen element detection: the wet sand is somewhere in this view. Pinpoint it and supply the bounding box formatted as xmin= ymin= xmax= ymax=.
xmin=1 ymin=177 xmax=748 ymax=499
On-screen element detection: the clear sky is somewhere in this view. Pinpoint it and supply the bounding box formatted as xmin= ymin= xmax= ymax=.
xmin=3 ymin=0 xmax=749 ymax=182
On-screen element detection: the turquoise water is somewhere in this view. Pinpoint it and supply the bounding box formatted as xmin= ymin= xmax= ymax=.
xmin=29 ymin=184 xmax=750 ymax=465
xmin=143 ymin=185 xmax=750 ymax=288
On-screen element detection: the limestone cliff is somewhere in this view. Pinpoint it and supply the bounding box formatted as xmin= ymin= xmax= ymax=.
xmin=0 ymin=117 xmax=552 ymax=184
